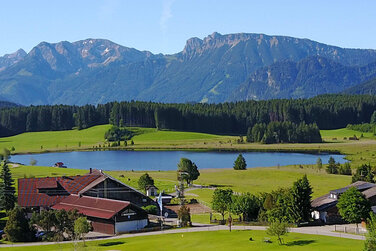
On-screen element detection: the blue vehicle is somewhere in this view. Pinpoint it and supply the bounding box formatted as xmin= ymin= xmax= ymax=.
xmin=35 ymin=231 xmax=46 ymax=238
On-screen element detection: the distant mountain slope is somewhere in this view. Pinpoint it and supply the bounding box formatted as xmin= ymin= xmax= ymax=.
xmin=0 ymin=100 xmax=20 ymax=108
xmin=1 ymin=32 xmax=376 ymax=105
xmin=228 ymin=57 xmax=376 ymax=101
xmin=0 ymin=49 xmax=26 ymax=72
xmin=343 ymin=77 xmax=376 ymax=95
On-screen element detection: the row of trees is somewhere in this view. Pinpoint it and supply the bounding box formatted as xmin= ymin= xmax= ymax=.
xmin=347 ymin=123 xmax=376 ymax=134
xmin=4 ymin=207 xmax=91 ymax=243
xmin=1 ymin=95 xmax=376 ymax=137
xmin=246 ymin=121 xmax=322 ymax=143
xmin=324 ymin=157 xmax=352 ymax=175
xmin=211 ymin=175 xmax=313 ymax=224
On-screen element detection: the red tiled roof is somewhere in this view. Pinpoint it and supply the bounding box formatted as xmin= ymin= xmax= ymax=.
xmin=36 ymin=179 xmax=57 ymax=189
xmin=52 ymin=195 xmax=130 ymax=219
xmin=18 ymin=174 xmax=102 ymax=207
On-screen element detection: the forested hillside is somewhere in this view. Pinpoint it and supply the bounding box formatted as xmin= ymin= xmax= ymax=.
xmin=0 ymin=95 xmax=375 ymax=137
xmin=229 ymin=57 xmax=376 ymax=101
xmin=344 ymin=77 xmax=376 ymax=95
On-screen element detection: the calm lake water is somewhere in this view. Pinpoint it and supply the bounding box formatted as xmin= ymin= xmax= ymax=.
xmin=10 ymin=150 xmax=346 ymax=171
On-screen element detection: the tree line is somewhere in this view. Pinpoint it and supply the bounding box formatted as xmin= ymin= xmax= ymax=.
xmin=246 ymin=121 xmax=322 ymax=143
xmin=1 ymin=94 xmax=376 ymax=137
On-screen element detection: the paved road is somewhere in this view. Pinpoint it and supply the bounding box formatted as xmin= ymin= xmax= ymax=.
xmin=0 ymin=223 xmax=365 ymax=248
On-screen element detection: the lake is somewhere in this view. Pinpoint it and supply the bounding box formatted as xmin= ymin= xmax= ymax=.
xmin=10 ymin=150 xmax=346 ymax=171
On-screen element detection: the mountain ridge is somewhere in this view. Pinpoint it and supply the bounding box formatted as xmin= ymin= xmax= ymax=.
xmin=1 ymin=32 xmax=376 ymax=105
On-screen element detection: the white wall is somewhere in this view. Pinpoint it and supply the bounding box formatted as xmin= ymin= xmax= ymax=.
xmin=115 ymin=219 xmax=148 ymax=234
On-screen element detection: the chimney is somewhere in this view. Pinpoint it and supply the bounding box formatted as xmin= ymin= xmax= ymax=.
xmin=89 ymin=168 xmax=92 ymax=174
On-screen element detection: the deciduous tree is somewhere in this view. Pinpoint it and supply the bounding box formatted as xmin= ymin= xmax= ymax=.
xmin=138 ymin=173 xmax=154 ymax=192
xmin=266 ymin=219 xmax=289 ymax=245
xmin=337 ymin=187 xmax=371 ymax=228
xmin=212 ymin=188 xmax=233 ymax=221
xmin=177 ymin=158 xmax=200 ymax=186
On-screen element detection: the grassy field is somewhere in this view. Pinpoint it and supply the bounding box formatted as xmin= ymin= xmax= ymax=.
xmin=4 ymin=230 xmax=363 ymax=251
xmin=321 ymin=128 xmax=375 ymax=141
xmin=0 ymin=125 xmax=236 ymax=154
xmin=82 ymin=165 xmax=351 ymax=203
xmin=0 ymin=125 xmax=112 ymax=154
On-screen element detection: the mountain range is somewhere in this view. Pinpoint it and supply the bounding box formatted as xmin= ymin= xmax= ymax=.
xmin=1 ymin=32 xmax=376 ymax=105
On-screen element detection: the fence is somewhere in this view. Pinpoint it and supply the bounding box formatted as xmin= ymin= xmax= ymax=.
xmin=334 ymin=225 xmax=367 ymax=235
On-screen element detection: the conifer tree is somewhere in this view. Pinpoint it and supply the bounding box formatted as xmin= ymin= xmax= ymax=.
xmin=289 ymin=175 xmax=313 ymax=223
xmin=0 ymin=160 xmax=16 ymax=211
xmin=233 ymin=154 xmax=247 ymax=170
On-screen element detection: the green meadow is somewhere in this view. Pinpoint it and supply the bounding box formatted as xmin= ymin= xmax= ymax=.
xmin=109 ymin=165 xmax=352 ymax=205
xmin=0 ymin=125 xmax=112 ymax=154
xmin=4 ymin=230 xmax=363 ymax=251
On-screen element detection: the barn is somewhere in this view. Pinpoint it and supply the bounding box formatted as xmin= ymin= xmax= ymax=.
xmin=18 ymin=169 xmax=155 ymax=234
xmin=52 ymin=195 xmax=148 ymax=235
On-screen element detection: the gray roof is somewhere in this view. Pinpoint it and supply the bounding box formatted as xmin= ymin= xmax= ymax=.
xmin=329 ymin=181 xmax=376 ymax=195
xmin=312 ymin=181 xmax=376 ymax=211
xmin=372 ymin=206 xmax=376 ymax=214
xmin=311 ymin=193 xmax=337 ymax=210
xmin=362 ymin=186 xmax=376 ymax=199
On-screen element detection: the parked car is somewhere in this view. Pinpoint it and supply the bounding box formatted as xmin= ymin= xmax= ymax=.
xmin=35 ymin=231 xmax=46 ymax=238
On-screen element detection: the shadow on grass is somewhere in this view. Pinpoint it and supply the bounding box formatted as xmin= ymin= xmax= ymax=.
xmin=98 ymin=241 xmax=125 ymax=247
xmin=208 ymin=184 xmax=232 ymax=188
xmin=285 ymin=240 xmax=316 ymax=246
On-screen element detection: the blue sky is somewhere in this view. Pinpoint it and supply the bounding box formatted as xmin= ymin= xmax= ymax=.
xmin=1 ymin=0 xmax=375 ymax=56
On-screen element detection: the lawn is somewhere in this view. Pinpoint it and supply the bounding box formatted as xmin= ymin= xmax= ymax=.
xmin=4 ymin=230 xmax=363 ymax=251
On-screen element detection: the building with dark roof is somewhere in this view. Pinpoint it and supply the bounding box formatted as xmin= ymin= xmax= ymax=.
xmin=18 ymin=169 xmax=154 ymax=234
xmin=311 ymin=181 xmax=376 ymax=224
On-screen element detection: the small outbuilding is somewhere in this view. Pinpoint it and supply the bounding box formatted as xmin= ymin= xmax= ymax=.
xmin=52 ymin=194 xmax=148 ymax=235
xmin=145 ymin=185 xmax=158 ymax=196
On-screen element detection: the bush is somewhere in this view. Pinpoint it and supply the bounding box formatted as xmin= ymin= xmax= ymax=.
xmin=142 ymin=205 xmax=158 ymax=215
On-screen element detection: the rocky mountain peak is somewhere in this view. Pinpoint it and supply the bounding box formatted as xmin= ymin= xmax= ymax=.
xmin=0 ymin=48 xmax=27 ymax=71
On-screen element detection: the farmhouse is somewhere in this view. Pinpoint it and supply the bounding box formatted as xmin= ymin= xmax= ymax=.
xmin=52 ymin=195 xmax=148 ymax=235
xmin=311 ymin=181 xmax=376 ymax=224
xmin=18 ymin=169 xmax=155 ymax=234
